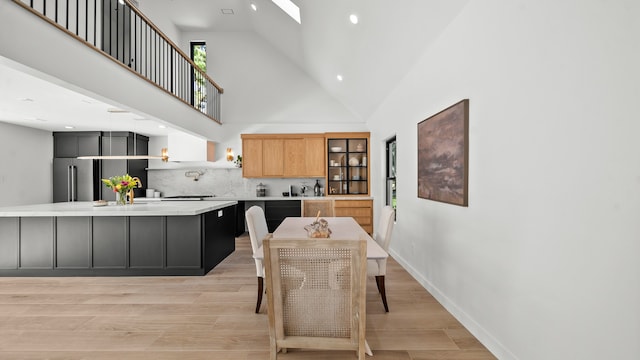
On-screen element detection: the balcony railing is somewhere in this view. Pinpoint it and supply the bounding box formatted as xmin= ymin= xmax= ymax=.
xmin=12 ymin=0 xmax=223 ymax=123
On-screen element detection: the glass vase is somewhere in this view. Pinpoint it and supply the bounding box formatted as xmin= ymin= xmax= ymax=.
xmin=116 ymin=191 xmax=127 ymax=205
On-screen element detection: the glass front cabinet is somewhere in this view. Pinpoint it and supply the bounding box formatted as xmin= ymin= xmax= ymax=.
xmin=326 ymin=132 xmax=370 ymax=196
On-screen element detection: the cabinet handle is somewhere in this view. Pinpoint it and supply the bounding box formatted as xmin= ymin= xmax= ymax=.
xmin=70 ymin=165 xmax=77 ymax=201
xmin=67 ymin=166 xmax=72 ymax=202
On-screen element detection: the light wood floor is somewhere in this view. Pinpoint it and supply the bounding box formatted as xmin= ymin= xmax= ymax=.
xmin=0 ymin=235 xmax=496 ymax=360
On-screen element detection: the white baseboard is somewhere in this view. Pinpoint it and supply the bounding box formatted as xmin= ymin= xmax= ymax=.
xmin=388 ymin=249 xmax=518 ymax=360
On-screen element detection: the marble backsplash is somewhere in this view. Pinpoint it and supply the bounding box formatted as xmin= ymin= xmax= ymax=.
xmin=147 ymin=168 xmax=325 ymax=198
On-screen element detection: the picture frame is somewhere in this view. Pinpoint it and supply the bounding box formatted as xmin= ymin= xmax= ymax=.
xmin=417 ymin=99 xmax=469 ymax=206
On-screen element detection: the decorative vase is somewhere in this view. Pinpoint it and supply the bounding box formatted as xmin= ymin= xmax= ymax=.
xmin=116 ymin=191 xmax=127 ymax=205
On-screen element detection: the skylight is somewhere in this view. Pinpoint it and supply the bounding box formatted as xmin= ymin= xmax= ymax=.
xmin=271 ymin=0 xmax=301 ymax=24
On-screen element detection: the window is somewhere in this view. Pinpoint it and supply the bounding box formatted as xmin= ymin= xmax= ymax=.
xmin=190 ymin=41 xmax=207 ymax=112
xmin=386 ymin=137 xmax=397 ymax=217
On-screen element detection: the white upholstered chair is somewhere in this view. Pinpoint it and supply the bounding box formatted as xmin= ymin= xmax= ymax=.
xmin=368 ymin=205 xmax=395 ymax=312
xmin=263 ymin=236 xmax=368 ymax=359
xmin=246 ymin=205 xmax=270 ymax=313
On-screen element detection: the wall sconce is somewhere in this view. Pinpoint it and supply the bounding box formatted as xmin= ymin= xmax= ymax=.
xmin=226 ymin=148 xmax=234 ymax=161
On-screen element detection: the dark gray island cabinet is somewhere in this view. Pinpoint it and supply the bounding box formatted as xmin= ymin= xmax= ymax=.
xmin=0 ymin=201 xmax=237 ymax=276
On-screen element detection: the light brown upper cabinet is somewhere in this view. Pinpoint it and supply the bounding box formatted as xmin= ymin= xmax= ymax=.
xmin=263 ymin=138 xmax=285 ymax=176
xmin=241 ymin=134 xmax=325 ymax=178
xmin=283 ymin=138 xmax=304 ymax=177
xmin=304 ymin=137 xmax=326 ymax=177
xmin=242 ymin=137 xmax=263 ymax=177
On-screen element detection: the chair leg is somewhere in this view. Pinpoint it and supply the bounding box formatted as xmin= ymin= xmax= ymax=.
xmin=375 ymin=275 xmax=389 ymax=312
xmin=256 ymin=276 xmax=264 ymax=313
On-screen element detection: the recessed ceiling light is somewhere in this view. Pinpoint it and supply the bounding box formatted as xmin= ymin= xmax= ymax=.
xmin=349 ymin=14 xmax=359 ymax=24
xmin=64 ymin=125 xmax=75 ymax=129
xmin=336 ymin=74 xmax=343 ymax=82
xmin=158 ymin=125 xmax=167 ymax=129
xmin=250 ymin=3 xmax=257 ymax=11
xmin=221 ymin=8 xmax=234 ymax=15
xmin=107 ymin=108 xmax=128 ymax=113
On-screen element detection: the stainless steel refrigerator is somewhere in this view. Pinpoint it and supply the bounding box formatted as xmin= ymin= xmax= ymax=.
xmin=53 ymin=158 xmax=100 ymax=202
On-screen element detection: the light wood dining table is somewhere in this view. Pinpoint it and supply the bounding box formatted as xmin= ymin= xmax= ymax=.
xmin=252 ymin=217 xmax=388 ymax=261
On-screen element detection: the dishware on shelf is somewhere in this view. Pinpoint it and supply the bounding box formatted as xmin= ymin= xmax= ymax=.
xmin=330 ymin=146 xmax=342 ymax=152
xmin=348 ymin=157 xmax=359 ymax=166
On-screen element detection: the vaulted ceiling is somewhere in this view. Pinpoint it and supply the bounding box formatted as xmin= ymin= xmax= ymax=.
xmin=0 ymin=0 xmax=468 ymax=134
xmin=148 ymin=0 xmax=468 ymax=120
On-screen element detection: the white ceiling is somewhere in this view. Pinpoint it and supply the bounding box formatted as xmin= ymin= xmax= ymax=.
xmin=0 ymin=63 xmax=172 ymax=136
xmin=0 ymin=0 xmax=468 ymax=136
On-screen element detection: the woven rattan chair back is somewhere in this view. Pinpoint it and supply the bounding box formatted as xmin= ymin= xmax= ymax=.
xmin=302 ymin=199 xmax=335 ymax=217
xmin=263 ymin=236 xmax=367 ymax=360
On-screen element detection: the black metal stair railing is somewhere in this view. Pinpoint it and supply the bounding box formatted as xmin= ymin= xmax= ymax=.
xmin=12 ymin=0 xmax=223 ymax=123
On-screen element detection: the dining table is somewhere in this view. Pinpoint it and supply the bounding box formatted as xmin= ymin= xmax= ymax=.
xmin=252 ymin=216 xmax=388 ymax=261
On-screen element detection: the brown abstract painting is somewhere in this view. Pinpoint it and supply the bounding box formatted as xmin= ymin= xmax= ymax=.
xmin=418 ymin=99 xmax=469 ymax=206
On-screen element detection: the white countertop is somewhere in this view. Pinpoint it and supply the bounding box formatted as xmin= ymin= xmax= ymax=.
xmin=0 ymin=200 xmax=238 ymax=217
xmin=237 ymin=196 xmax=373 ymax=201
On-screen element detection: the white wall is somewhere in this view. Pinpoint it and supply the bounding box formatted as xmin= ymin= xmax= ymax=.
xmin=183 ymin=30 xmax=361 ymax=126
xmin=0 ymin=122 xmax=52 ymax=206
xmin=367 ymin=1 xmax=640 ymax=359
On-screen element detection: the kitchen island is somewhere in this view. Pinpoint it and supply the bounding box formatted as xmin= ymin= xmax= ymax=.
xmin=0 ymin=200 xmax=237 ymax=276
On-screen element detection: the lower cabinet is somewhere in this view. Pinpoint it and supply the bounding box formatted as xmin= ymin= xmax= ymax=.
xmin=20 ymin=217 xmax=54 ymax=269
xmin=93 ymin=217 xmax=127 ymax=268
xmin=167 ymin=216 xmax=202 ymax=268
xmin=129 ymin=217 xmax=164 ymax=268
xmin=334 ymin=199 xmax=373 ymax=234
xmin=0 ymin=206 xmax=236 ymax=276
xmin=57 ymin=217 xmax=91 ymax=268
xmin=265 ymin=200 xmax=302 ymax=232
xmin=0 ymin=218 xmax=18 ymax=269
xmin=204 ymin=206 xmax=236 ymax=273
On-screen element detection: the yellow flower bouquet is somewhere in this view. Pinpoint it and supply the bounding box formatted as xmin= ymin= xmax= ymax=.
xmin=101 ymin=174 xmax=140 ymax=205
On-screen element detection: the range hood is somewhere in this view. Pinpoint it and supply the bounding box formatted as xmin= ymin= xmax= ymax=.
xmin=168 ymin=133 xmax=215 ymax=162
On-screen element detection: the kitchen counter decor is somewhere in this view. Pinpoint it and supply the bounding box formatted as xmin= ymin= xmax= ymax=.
xmin=101 ymin=174 xmax=140 ymax=205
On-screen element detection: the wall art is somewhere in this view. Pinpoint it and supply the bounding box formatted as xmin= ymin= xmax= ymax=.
xmin=417 ymin=99 xmax=469 ymax=206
